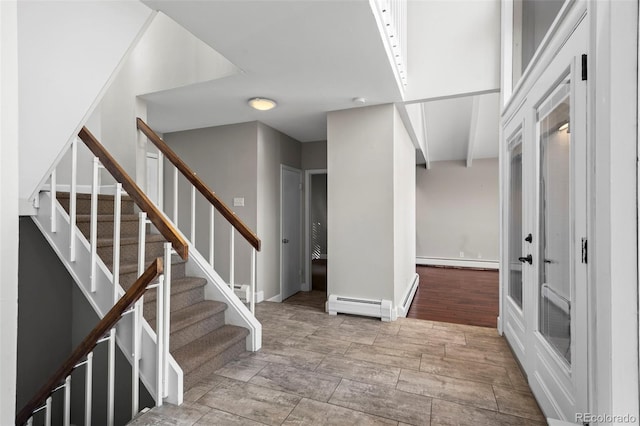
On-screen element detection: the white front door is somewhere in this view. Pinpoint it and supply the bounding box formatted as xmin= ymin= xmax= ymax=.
xmin=281 ymin=166 xmax=302 ymax=301
xmin=502 ymin=17 xmax=588 ymax=421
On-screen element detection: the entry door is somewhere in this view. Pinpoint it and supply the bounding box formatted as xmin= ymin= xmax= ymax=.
xmin=528 ymin=25 xmax=588 ymax=418
xmin=281 ymin=166 xmax=302 ymax=300
xmin=502 ymin=18 xmax=588 ymax=421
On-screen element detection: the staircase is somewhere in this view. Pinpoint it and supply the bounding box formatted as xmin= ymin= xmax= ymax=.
xmin=57 ymin=192 xmax=249 ymax=389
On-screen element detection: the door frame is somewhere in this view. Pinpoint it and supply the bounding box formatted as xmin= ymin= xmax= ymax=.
xmin=279 ymin=164 xmax=303 ymax=302
xmin=304 ymin=168 xmax=327 ymax=293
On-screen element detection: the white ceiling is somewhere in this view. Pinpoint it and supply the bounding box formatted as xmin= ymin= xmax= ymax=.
xmin=141 ymin=0 xmax=402 ymax=141
xmin=139 ymin=0 xmax=501 ymax=157
xmin=421 ymin=91 xmax=500 ymax=163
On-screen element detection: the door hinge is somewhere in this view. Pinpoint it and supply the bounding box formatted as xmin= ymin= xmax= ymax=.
xmin=581 ymin=54 xmax=588 ymax=81
xmin=581 ymin=238 xmax=588 ymax=263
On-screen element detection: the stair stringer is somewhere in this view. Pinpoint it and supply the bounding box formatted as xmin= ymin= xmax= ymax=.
xmin=32 ymin=192 xmax=183 ymax=405
xmin=183 ymin=248 xmax=262 ymax=351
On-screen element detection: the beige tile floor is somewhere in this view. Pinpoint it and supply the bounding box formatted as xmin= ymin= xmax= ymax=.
xmin=131 ymin=301 xmax=546 ymax=425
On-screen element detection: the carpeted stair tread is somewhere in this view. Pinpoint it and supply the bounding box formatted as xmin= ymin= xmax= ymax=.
xmin=168 ymin=301 xmax=227 ymax=334
xmin=173 ymin=325 xmax=249 ymax=375
xmin=76 ymin=214 xmax=139 ymax=223
xmin=57 ymin=192 xmax=133 ymax=201
xmin=144 ymin=276 xmax=207 ymax=304
xmin=97 ymin=233 xmax=166 ymax=247
xmin=118 ymin=255 xmax=186 ymax=275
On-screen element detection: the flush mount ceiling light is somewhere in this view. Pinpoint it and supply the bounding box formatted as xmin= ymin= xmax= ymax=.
xmin=248 ymin=97 xmax=277 ymax=111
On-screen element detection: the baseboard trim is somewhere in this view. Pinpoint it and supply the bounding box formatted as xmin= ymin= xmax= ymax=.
xmin=327 ymin=294 xmax=394 ymax=322
xmin=396 ymin=273 xmax=419 ymax=318
xmin=416 ymin=257 xmax=499 ymax=270
xmin=255 ymin=291 xmax=265 ymax=303
xmin=266 ymin=293 xmax=282 ymax=302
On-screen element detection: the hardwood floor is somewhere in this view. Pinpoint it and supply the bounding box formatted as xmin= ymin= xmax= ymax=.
xmin=408 ymin=266 xmax=499 ymax=328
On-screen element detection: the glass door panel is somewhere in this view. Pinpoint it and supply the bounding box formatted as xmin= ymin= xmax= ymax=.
xmin=508 ymin=140 xmax=524 ymax=308
xmin=538 ymin=78 xmax=571 ymax=365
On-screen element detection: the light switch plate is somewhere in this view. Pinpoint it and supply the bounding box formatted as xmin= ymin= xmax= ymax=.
xmin=233 ymin=197 xmax=245 ymax=207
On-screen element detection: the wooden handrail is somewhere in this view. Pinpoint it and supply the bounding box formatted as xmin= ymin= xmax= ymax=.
xmin=78 ymin=127 xmax=189 ymax=259
xmin=137 ymin=118 xmax=262 ymax=251
xmin=16 ymin=259 xmax=163 ymax=426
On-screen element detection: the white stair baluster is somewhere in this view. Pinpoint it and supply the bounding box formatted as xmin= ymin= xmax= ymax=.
xmin=107 ymin=328 xmax=115 ymax=426
xmin=50 ymin=169 xmax=57 ymax=233
xmin=70 ymin=138 xmax=78 ymax=262
xmin=113 ymin=183 xmax=122 ymax=302
xmin=85 ymin=352 xmax=93 ymax=426
xmin=63 ymin=376 xmax=71 ymax=426
xmin=229 ymin=227 xmax=235 ymax=290
xmin=155 ymin=275 xmax=164 ymax=407
xmin=251 ymin=248 xmax=256 ymax=314
xmin=157 ymin=152 xmax=164 ymax=210
xmin=163 ymin=243 xmax=172 ymax=397
xmin=173 ymin=167 xmax=179 ymax=225
xmin=45 ymin=396 xmax=52 ymax=426
xmin=209 ymin=205 xmax=215 ymax=266
xmin=190 ymin=186 xmax=196 ymax=243
xmin=90 ymin=157 xmax=100 ymax=292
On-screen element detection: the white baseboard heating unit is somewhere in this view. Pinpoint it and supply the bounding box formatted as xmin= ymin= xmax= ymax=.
xmin=327 ymin=294 xmax=394 ymax=322
xmin=233 ymin=284 xmax=251 ymax=303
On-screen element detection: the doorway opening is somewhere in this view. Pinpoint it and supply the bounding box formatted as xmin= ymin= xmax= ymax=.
xmin=282 ymin=168 xmax=327 ymax=311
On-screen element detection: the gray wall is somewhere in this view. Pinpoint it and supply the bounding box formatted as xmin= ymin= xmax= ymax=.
xmin=257 ymin=123 xmax=302 ymax=300
xmin=310 ymin=174 xmax=327 ymax=257
xmin=163 ymin=121 xmax=302 ymax=300
xmin=416 ymin=158 xmax=499 ymax=262
xmin=17 ymin=218 xmax=73 ymax=424
xmin=164 ymin=122 xmax=259 ymax=286
xmin=301 ymin=141 xmax=327 ymax=171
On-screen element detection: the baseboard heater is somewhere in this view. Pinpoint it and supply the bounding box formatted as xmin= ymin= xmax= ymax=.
xmin=397 ymin=273 xmax=419 ymax=317
xmin=233 ymin=284 xmax=250 ymax=303
xmin=327 ymin=294 xmax=394 ymax=322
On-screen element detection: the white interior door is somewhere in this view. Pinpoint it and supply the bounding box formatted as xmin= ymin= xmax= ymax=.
xmin=281 ymin=166 xmax=302 ymax=301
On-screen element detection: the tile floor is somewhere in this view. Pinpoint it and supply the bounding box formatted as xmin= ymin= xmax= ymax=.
xmin=131 ymin=301 xmax=545 ymax=425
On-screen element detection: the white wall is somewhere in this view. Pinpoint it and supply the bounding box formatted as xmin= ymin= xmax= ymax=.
xmin=327 ymin=104 xmax=396 ymax=302
xmin=591 ymin=0 xmax=639 ymax=419
xmin=0 ymin=1 xmax=19 ymax=422
xmin=100 ymin=12 xmax=239 ymax=187
xmin=257 ymin=123 xmax=302 ymax=300
xmin=416 ymin=159 xmax=499 ymax=262
xmin=17 ymin=0 xmax=154 ymax=202
xmin=405 ymin=0 xmax=501 ymax=101
xmin=393 ymin=108 xmax=417 ymax=306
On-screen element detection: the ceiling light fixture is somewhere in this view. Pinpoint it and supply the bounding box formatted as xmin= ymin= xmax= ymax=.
xmin=248 ymin=97 xmax=277 ymax=111
xmin=558 ymin=122 xmax=569 ymax=131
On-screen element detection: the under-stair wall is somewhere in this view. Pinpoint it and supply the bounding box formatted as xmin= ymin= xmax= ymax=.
xmin=17 ymin=218 xmax=154 ymax=426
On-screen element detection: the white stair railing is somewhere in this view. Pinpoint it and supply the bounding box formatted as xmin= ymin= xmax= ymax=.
xmin=19 ymin=127 xmax=184 ymax=425
xmin=137 ymin=118 xmax=261 ymax=313
xmin=17 ymin=260 xmax=165 ymax=426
